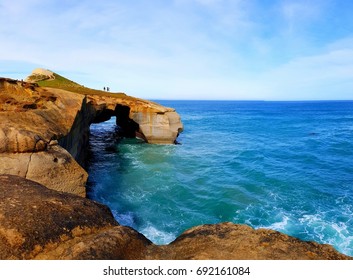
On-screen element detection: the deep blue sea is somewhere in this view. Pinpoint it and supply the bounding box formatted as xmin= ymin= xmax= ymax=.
xmin=87 ymin=100 xmax=353 ymax=257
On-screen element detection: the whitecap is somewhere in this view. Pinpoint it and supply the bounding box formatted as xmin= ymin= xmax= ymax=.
xmin=265 ymin=215 xmax=290 ymax=231
xmin=298 ymin=213 xmax=353 ymax=256
xmin=140 ymin=225 xmax=176 ymax=245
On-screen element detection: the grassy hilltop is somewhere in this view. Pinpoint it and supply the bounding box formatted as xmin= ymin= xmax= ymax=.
xmin=27 ymin=70 xmax=131 ymax=99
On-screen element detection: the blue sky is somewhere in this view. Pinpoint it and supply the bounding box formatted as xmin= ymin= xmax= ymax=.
xmin=1 ymin=0 xmax=353 ymax=100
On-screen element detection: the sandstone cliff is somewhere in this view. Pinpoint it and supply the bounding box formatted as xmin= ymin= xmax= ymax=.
xmin=26 ymin=68 xmax=184 ymax=146
xmin=0 ymin=78 xmax=88 ymax=196
xmin=1 ymin=175 xmax=351 ymax=260
xmin=0 ymin=74 xmax=183 ymax=196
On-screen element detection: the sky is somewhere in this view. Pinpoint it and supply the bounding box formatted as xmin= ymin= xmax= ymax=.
xmin=1 ymin=0 xmax=353 ymax=100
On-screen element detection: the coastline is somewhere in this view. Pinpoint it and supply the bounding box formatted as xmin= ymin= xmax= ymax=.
xmin=0 ymin=74 xmax=352 ymax=260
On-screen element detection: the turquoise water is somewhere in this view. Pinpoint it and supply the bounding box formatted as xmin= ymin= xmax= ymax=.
xmin=87 ymin=101 xmax=353 ymax=257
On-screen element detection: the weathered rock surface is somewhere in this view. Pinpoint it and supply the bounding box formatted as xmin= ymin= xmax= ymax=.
xmin=0 ymin=76 xmax=183 ymax=196
xmin=0 ymin=78 xmax=88 ymax=196
xmin=0 ymin=174 xmax=119 ymax=259
xmin=25 ymin=68 xmax=55 ymax=82
xmin=25 ymin=68 xmax=184 ymax=145
xmin=0 ymin=78 xmax=84 ymax=153
xmin=0 ymin=145 xmax=87 ymax=196
xmin=86 ymin=94 xmax=183 ymax=144
xmin=1 ymin=175 xmax=351 ymax=260
xmin=154 ymin=223 xmax=352 ymax=260
xmin=0 ymin=175 xmax=154 ymax=260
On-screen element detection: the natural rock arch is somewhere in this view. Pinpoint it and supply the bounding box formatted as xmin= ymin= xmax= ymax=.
xmin=89 ymin=104 xmax=141 ymax=142
xmin=0 ymin=78 xmax=183 ymax=196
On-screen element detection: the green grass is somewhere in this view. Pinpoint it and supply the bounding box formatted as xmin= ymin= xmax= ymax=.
xmin=35 ymin=73 xmax=133 ymax=99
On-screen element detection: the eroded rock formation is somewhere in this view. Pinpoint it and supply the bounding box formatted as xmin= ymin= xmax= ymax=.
xmin=154 ymin=223 xmax=351 ymax=260
xmin=0 ymin=175 xmax=351 ymax=260
xmin=87 ymin=94 xmax=183 ymax=145
xmin=0 ymin=77 xmax=183 ymax=196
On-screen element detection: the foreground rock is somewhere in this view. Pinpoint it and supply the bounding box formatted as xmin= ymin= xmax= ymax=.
xmin=156 ymin=223 xmax=352 ymax=260
xmin=0 ymin=175 xmax=151 ymax=260
xmin=1 ymin=175 xmax=351 ymax=260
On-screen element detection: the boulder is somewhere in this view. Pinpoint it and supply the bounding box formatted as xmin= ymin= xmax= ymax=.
xmin=0 ymin=174 xmax=120 ymax=259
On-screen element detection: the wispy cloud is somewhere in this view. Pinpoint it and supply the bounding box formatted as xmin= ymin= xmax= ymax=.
xmin=252 ymin=39 xmax=353 ymax=100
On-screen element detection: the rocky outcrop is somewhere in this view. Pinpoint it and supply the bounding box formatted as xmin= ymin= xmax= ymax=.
xmin=0 ymin=78 xmax=88 ymax=196
xmin=0 ymin=78 xmax=84 ymax=153
xmin=25 ymin=68 xmax=55 ymax=82
xmin=155 ymin=223 xmax=351 ymax=260
xmin=0 ymin=77 xmax=183 ymax=195
xmin=1 ymin=175 xmax=351 ymax=260
xmin=86 ymin=94 xmax=183 ymax=144
xmin=0 ymin=145 xmax=87 ymax=196
xmin=0 ymin=174 xmax=126 ymax=259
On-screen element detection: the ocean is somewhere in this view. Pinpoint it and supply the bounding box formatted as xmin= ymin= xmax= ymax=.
xmin=86 ymin=100 xmax=353 ymax=257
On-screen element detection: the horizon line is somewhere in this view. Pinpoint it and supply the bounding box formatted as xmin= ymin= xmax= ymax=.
xmin=150 ymin=99 xmax=353 ymax=102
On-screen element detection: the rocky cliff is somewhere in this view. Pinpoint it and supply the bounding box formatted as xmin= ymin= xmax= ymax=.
xmin=0 ymin=78 xmax=88 ymax=196
xmin=0 ymin=74 xmax=183 ymax=196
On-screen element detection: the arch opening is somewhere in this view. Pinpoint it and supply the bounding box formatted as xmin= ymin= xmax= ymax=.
xmin=90 ymin=104 xmax=145 ymax=141
xmin=114 ymin=104 xmax=140 ymax=139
